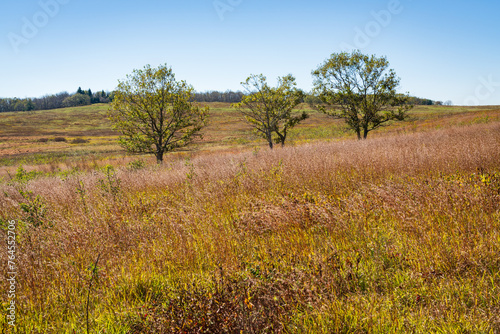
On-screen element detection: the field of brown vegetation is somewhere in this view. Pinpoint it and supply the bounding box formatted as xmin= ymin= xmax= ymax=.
xmin=0 ymin=103 xmax=499 ymax=174
xmin=1 ymin=106 xmax=499 ymax=332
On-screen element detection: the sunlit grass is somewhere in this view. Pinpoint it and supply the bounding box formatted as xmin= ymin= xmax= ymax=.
xmin=1 ymin=104 xmax=499 ymax=169
xmin=1 ymin=119 xmax=499 ymax=332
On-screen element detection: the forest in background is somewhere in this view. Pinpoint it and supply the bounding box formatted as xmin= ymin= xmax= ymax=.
xmin=0 ymin=88 xmax=447 ymax=113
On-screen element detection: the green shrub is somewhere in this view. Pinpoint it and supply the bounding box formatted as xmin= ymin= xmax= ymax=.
xmin=11 ymin=166 xmax=44 ymax=183
xmin=128 ymin=159 xmax=146 ymax=170
xmin=19 ymin=190 xmax=48 ymax=228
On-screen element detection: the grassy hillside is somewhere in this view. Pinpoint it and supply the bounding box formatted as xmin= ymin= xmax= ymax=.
xmin=1 ymin=104 xmax=499 ymax=170
xmin=0 ymin=104 xmax=500 ymax=332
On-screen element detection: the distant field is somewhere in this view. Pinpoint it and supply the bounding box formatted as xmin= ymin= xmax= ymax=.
xmin=0 ymin=103 xmax=499 ymax=175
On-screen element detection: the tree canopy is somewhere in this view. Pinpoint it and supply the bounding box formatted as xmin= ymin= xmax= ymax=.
xmin=232 ymin=74 xmax=307 ymax=149
xmin=312 ymin=50 xmax=412 ymax=139
xmin=62 ymin=93 xmax=91 ymax=107
xmin=108 ymin=64 xmax=208 ymax=163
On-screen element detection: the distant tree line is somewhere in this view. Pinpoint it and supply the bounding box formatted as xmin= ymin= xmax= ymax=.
xmin=406 ymin=96 xmax=452 ymax=106
xmin=193 ymin=90 xmax=244 ymax=103
xmin=0 ymin=87 xmax=449 ymax=114
xmin=304 ymin=94 xmax=449 ymax=106
xmin=193 ymin=91 xmax=447 ymax=105
xmin=0 ymin=88 xmax=245 ymax=113
xmin=72 ymin=87 xmax=114 ymax=105
xmin=0 ymin=87 xmax=114 ymax=113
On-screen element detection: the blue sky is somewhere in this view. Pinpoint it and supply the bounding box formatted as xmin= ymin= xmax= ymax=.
xmin=0 ymin=0 xmax=499 ymax=105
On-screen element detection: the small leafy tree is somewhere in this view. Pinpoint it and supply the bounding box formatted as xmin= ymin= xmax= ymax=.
xmin=63 ymin=93 xmax=91 ymax=107
xmin=233 ymin=74 xmax=307 ymax=149
xmin=109 ymin=64 xmax=208 ymax=164
xmin=312 ymin=50 xmax=413 ymax=140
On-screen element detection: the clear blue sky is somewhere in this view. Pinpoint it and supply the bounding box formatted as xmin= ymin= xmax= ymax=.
xmin=1 ymin=0 xmax=499 ymax=105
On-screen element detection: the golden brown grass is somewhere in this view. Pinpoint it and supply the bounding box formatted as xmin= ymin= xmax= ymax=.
xmin=0 ymin=119 xmax=500 ymax=332
xmin=1 ymin=103 xmax=499 ymax=173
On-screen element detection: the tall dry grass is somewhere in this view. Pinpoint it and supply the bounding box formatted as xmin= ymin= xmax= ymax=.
xmin=1 ymin=122 xmax=499 ymax=333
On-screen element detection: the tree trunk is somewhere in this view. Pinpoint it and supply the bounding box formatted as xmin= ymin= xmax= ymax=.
xmin=276 ymin=130 xmax=286 ymax=148
xmin=356 ymin=128 xmax=362 ymax=140
xmin=363 ymin=128 xmax=368 ymax=139
xmin=156 ymin=151 xmax=164 ymax=164
xmin=267 ymin=132 xmax=274 ymax=149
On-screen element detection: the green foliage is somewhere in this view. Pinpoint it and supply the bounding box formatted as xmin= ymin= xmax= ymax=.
xmin=56 ymin=167 xmax=81 ymax=181
xmin=7 ymin=165 xmax=82 ymax=185
xmin=233 ymin=74 xmax=308 ymax=149
xmin=108 ymin=64 xmax=209 ymax=163
xmin=11 ymin=165 xmax=44 ymax=184
xmin=312 ymin=50 xmax=413 ymax=139
xmin=25 ymin=99 xmax=35 ymax=113
xmin=18 ymin=190 xmax=48 ymax=228
xmin=127 ymin=159 xmax=146 ymax=171
xmin=184 ymin=158 xmax=196 ymax=180
xmin=63 ymin=93 xmax=92 ymax=107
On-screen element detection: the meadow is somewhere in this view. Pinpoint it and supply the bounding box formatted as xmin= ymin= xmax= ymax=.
xmin=0 ymin=104 xmax=500 ymax=333
xmin=0 ymin=103 xmax=499 ymax=172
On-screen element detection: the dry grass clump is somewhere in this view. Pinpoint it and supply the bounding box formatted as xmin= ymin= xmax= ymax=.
xmin=0 ymin=122 xmax=499 ymax=333
xmin=70 ymin=138 xmax=89 ymax=144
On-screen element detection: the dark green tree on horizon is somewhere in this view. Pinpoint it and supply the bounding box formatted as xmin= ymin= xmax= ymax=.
xmin=25 ymin=99 xmax=35 ymax=112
